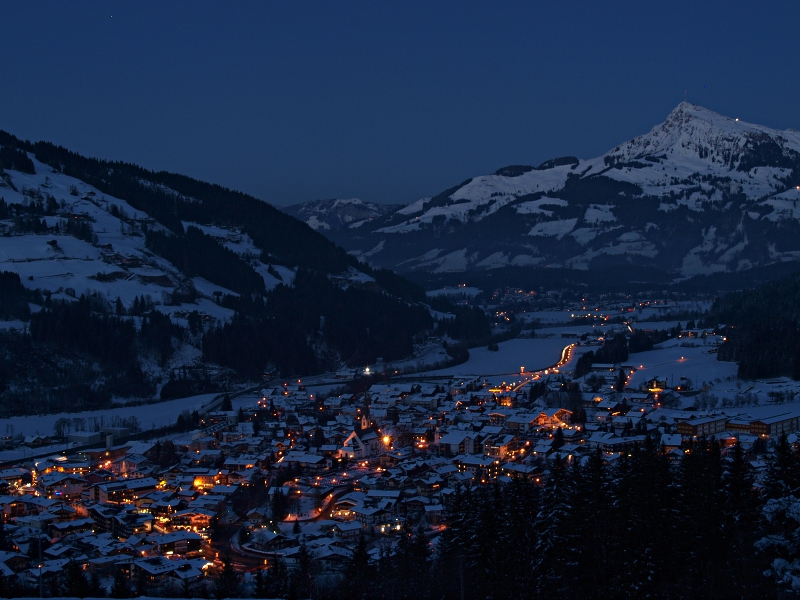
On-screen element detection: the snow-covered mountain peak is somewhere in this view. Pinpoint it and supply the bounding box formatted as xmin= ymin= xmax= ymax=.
xmin=326 ymin=103 xmax=800 ymax=278
xmin=605 ymin=102 xmax=800 ymax=172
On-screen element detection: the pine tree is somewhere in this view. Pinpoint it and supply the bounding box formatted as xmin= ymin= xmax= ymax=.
xmin=432 ymin=485 xmax=470 ymax=599
xmin=553 ymin=427 xmax=565 ymax=449
xmin=340 ymin=534 xmax=374 ymax=600
xmin=625 ymin=435 xmax=674 ymax=595
xmin=253 ymin=569 xmax=267 ymax=598
xmin=615 ymin=368 xmax=626 ymax=392
xmin=670 ymin=437 xmax=726 ymax=596
xmin=392 ymin=523 xmax=431 ymax=599
xmin=465 ymin=485 xmax=500 ymax=599
xmin=62 ymin=559 xmax=90 ymax=598
xmin=534 ymin=458 xmax=576 ymax=596
xmin=289 ymin=542 xmax=313 ymax=600
xmin=766 ymin=433 xmax=800 ymax=499
xmin=89 ymin=572 xmax=103 ymax=598
xmin=573 ymin=448 xmax=614 ymax=596
xmin=213 ymin=554 xmax=241 ymax=599
xmin=264 ymin=557 xmax=289 ymax=598
xmin=271 ymin=488 xmax=288 ymax=521
xmin=721 ymin=440 xmax=769 ymax=595
xmin=182 ymin=576 xmax=193 ymax=599
xmin=497 ymin=476 xmax=538 ymax=598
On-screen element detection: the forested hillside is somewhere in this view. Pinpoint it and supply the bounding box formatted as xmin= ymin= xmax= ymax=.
xmin=0 ymin=131 xmax=490 ymax=416
xmin=710 ymin=274 xmax=800 ymax=379
xmin=0 ymin=130 xmax=351 ymax=273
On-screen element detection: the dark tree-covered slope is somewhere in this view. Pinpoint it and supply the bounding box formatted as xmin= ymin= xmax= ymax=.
xmin=0 ymin=129 xmax=353 ymax=273
xmin=710 ymin=274 xmax=800 ymax=379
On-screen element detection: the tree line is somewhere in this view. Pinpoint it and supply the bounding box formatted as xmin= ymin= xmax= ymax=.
xmin=709 ymin=273 xmax=800 ymax=379
xmin=145 ymin=226 xmax=265 ymax=297
xmin=203 ymin=269 xmax=435 ymax=378
xmin=322 ymin=436 xmax=786 ymax=599
xmin=0 ymin=129 xmax=354 ymax=273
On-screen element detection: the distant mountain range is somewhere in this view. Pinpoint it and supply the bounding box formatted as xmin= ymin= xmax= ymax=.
xmin=282 ymin=198 xmax=402 ymax=231
xmin=304 ymin=103 xmax=800 ymax=281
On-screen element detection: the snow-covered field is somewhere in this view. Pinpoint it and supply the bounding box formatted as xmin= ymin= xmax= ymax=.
xmin=627 ymin=338 xmax=737 ymax=391
xmin=426 ymin=286 xmax=482 ymax=298
xmin=622 ymin=336 xmax=800 ymax=411
xmin=423 ymin=337 xmax=571 ymax=377
xmin=0 ymin=393 xmax=221 ymax=439
xmin=0 ymin=155 xmax=289 ymax=318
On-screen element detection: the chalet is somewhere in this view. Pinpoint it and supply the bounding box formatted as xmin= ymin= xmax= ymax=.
xmin=133 ymin=557 xmax=184 ymax=591
xmin=332 ymin=492 xmax=365 ymax=519
xmin=23 ymin=435 xmax=52 ymax=448
xmin=448 ymin=471 xmax=474 ymax=488
xmin=415 ymin=475 xmax=444 ymax=497
xmin=2 ymin=495 xmax=58 ymax=518
xmin=587 ymin=431 xmax=618 ymax=450
xmin=501 ymin=462 xmax=541 ymax=482
xmin=22 ymin=558 xmax=72 ymax=588
xmin=250 ymin=530 xmax=296 ymax=552
xmin=113 ymin=509 xmax=154 ymax=539
xmin=350 ymin=490 xmax=402 ymax=528
xmin=117 ymin=454 xmax=150 ymax=475
xmin=644 ymin=377 xmax=668 ymax=392
xmin=93 ymin=477 xmax=158 ymax=504
xmin=186 ymin=469 xmax=219 ymax=490
xmin=37 ymin=473 xmax=87 ymax=501
xmin=350 ymin=503 xmax=389 ymax=527
xmin=147 ymin=530 xmax=202 ymax=557
xmin=313 ymin=544 xmax=354 ymax=574
xmin=436 ymin=432 xmax=475 ymax=457
xmin=660 ymin=433 xmax=683 ymax=452
xmin=85 ymin=469 xmax=116 ymax=486
xmin=483 ymin=434 xmax=517 ymax=459
xmin=505 ymin=413 xmax=539 ymax=434
xmin=534 ymin=408 xmax=573 ymax=428
xmin=455 ymin=455 xmax=500 ymax=482
xmin=0 ymin=468 xmax=31 ymax=487
xmin=50 ymin=517 xmax=95 ymax=540
xmin=88 ymin=505 xmax=120 ymax=532
xmin=333 ymin=521 xmax=363 ymax=538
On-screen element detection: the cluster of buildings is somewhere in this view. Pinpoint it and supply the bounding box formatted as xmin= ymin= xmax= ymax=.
xmin=0 ymin=359 xmax=797 ymax=594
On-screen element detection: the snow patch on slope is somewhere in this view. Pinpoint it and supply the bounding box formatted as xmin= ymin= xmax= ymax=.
xmin=528 ymin=218 xmax=577 ymax=239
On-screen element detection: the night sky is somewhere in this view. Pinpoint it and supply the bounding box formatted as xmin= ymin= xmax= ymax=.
xmin=1 ymin=2 xmax=798 ymax=206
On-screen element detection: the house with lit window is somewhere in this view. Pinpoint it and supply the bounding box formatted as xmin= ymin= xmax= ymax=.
xmin=436 ymin=432 xmax=475 ymax=457
xmin=37 ymin=473 xmax=88 ymax=501
xmin=534 ymin=408 xmax=573 ymax=428
xmin=93 ymin=477 xmax=158 ymax=504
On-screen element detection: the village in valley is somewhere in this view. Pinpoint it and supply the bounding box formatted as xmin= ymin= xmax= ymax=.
xmin=1 ymin=293 xmax=799 ymax=596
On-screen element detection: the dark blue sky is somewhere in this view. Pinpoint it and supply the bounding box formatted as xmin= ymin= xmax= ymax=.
xmin=1 ymin=2 xmax=798 ymax=206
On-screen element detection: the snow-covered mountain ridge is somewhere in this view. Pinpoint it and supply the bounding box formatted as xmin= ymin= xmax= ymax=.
xmin=282 ymin=198 xmax=402 ymax=231
xmin=322 ymin=103 xmax=800 ymax=278
xmin=0 ymin=132 xmax=439 ymax=412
